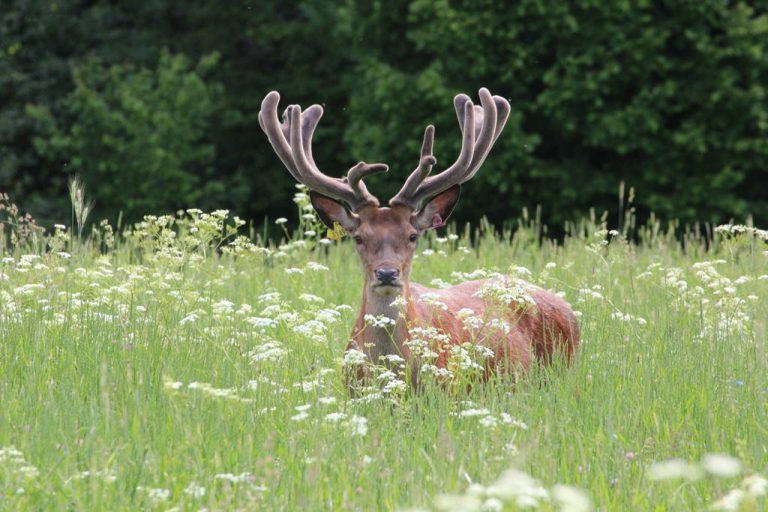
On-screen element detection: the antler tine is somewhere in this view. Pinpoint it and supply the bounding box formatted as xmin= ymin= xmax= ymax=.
xmin=389 ymin=88 xmax=511 ymax=210
xmin=390 ymin=98 xmax=475 ymax=208
xmin=299 ymin=104 xmax=323 ymax=169
xmin=259 ymin=91 xmax=388 ymax=211
xmin=347 ymin=162 xmax=389 ymax=206
xmin=274 ymin=103 xmax=323 ymax=168
xmin=259 ymin=92 xmax=304 ymax=183
xmin=458 ymin=87 xmax=499 ymax=182
xmin=449 ymin=92 xmax=511 ymax=183
xmin=492 ymin=95 xmax=511 ymax=144
xmin=288 ymin=105 xmax=362 ymax=206
xmin=389 ymin=125 xmax=436 ymax=206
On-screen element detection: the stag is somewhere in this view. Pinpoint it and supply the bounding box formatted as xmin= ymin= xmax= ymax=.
xmin=259 ymin=88 xmax=579 ymax=384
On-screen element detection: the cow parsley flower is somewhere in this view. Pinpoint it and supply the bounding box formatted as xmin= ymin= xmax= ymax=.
xmin=183 ymin=482 xmax=206 ymax=498
xmin=349 ymin=415 xmax=368 ymax=436
xmin=552 ymin=484 xmax=592 ymax=512
xmin=701 ymin=453 xmax=742 ymax=478
xmin=364 ymin=314 xmax=396 ymax=328
xmin=647 ymin=459 xmax=703 ymax=481
xmin=343 ymin=349 xmax=367 ymax=367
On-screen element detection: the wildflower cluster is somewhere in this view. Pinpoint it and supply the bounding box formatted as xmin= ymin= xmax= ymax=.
xmin=1 ymin=184 xmax=766 ymax=511
xmin=637 ymin=259 xmax=758 ymax=339
xmin=125 ymin=208 xmax=247 ymax=266
xmin=452 ymin=404 xmax=529 ymax=431
xmin=473 ymin=274 xmax=537 ymax=310
xmin=0 ymin=446 xmax=40 ymax=496
xmin=427 ymin=467 xmax=592 ymax=512
xmin=647 ymin=454 xmax=767 ymax=511
xmin=714 ymin=223 xmax=768 ymax=242
xmin=405 ymin=326 xmax=450 ymax=377
xmin=342 ymin=347 xmax=408 ymax=404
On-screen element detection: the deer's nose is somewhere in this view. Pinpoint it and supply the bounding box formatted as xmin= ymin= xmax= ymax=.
xmin=375 ymin=268 xmax=400 ymax=285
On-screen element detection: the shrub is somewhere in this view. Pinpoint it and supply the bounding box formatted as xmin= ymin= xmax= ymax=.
xmin=29 ymin=50 xmax=224 ymax=224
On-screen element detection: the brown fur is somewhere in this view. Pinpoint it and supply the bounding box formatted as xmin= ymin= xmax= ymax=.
xmin=347 ymin=279 xmax=580 ymax=380
xmin=314 ymin=201 xmax=580 ymax=386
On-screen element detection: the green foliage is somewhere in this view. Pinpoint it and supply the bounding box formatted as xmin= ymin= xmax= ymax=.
xmin=340 ymin=0 xmax=768 ymax=228
xmin=1 ymin=1 xmax=768 ymax=228
xmin=29 ymin=51 xmax=223 ymax=223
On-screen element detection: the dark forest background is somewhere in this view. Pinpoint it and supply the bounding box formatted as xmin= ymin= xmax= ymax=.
xmin=1 ymin=1 xmax=767 ymax=232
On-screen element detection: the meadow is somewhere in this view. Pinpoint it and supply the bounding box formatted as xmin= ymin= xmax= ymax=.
xmin=1 ymin=188 xmax=767 ymax=511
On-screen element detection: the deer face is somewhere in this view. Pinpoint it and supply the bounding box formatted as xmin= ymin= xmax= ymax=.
xmin=310 ymin=185 xmax=461 ymax=296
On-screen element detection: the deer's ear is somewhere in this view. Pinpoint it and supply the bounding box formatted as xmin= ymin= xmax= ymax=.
xmin=413 ymin=184 xmax=461 ymax=231
xmin=309 ymin=191 xmax=360 ymax=232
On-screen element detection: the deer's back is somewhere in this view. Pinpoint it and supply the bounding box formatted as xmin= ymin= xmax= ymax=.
xmin=409 ymin=277 xmax=580 ymax=371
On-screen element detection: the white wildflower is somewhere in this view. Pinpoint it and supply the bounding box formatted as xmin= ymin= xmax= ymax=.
xmin=215 ymin=472 xmax=253 ymax=484
xmin=164 ymin=380 xmax=184 ymax=391
xmin=456 ymin=308 xmax=476 ymax=319
xmin=430 ymin=278 xmax=452 ymax=288
xmin=459 ymin=408 xmax=491 ymax=418
xmin=146 ymin=488 xmax=171 ymax=503
xmin=487 ymin=469 xmax=549 ymax=508
xmin=343 ymin=348 xmax=368 ymax=367
xmin=252 ymin=335 xmax=287 ymax=360
xmin=324 ymin=412 xmax=347 ymax=423
xmin=389 ymin=295 xmax=407 ymax=308
xmin=183 ymin=482 xmax=206 ymax=498
xmin=364 ymin=314 xmax=396 ymax=328
xmin=434 ymin=494 xmax=483 ymax=512
xmin=246 ymin=316 xmax=278 ymax=329
xmin=479 ymin=415 xmax=499 ymax=428
xmin=647 ymin=459 xmax=703 ymax=481
xmin=474 ymin=276 xmax=536 ymax=307
xmin=382 ymin=354 xmax=405 ymax=365
xmin=434 ymin=494 xmax=482 ymax=511
xmin=299 ymin=293 xmax=324 ymax=304
xmin=552 ymin=484 xmax=592 ymax=512
xmin=349 ymin=415 xmax=368 ymax=436
xmin=711 ymin=488 xmax=746 ymax=511
xmin=743 ymin=474 xmax=768 ymax=497
xmin=499 ymin=414 xmax=529 ymax=429
xmin=306 ymin=261 xmax=330 ymax=272
xmin=701 ymin=454 xmax=742 ymax=478
xmin=179 ymin=313 xmax=199 ymax=325
xmin=419 ymin=292 xmax=449 ymax=311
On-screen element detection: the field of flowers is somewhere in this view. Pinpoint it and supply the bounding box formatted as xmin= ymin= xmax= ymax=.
xmin=1 ymin=189 xmax=767 ymax=511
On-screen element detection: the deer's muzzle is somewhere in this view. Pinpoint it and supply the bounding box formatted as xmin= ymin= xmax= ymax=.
xmin=374 ymin=268 xmax=400 ymax=286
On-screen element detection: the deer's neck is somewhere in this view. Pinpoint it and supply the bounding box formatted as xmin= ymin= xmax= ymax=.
xmin=354 ymin=285 xmax=412 ymax=365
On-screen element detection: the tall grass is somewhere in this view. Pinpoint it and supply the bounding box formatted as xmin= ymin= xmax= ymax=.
xmin=0 ymin=194 xmax=766 ymax=511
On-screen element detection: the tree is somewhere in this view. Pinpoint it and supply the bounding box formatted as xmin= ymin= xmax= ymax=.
xmin=338 ymin=0 xmax=768 ymax=229
xmin=29 ymin=51 xmax=223 ymax=222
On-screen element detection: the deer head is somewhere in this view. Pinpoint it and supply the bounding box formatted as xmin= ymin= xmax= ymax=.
xmin=258 ymin=89 xmax=510 ymax=298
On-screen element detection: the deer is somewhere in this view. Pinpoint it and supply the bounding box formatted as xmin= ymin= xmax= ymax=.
xmin=258 ymin=88 xmax=579 ymax=386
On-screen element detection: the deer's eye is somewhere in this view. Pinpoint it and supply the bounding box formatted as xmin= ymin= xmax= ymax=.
xmin=409 ymin=234 xmax=419 ymax=243
xmin=353 ymin=235 xmax=363 ymax=245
